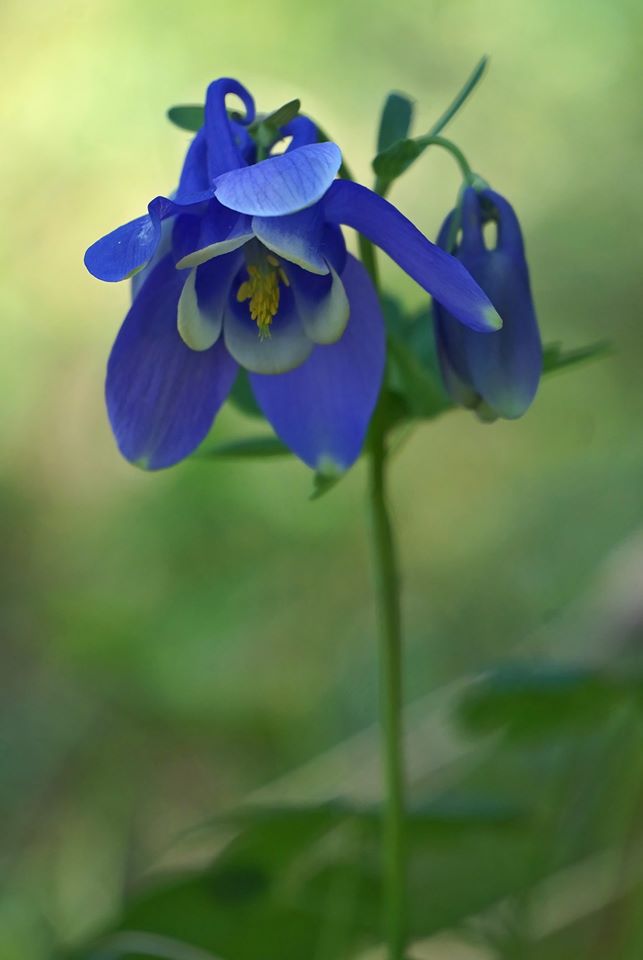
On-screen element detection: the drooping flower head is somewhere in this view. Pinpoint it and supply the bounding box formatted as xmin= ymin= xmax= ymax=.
xmin=85 ymin=78 xmax=501 ymax=471
xmin=433 ymin=186 xmax=542 ymax=420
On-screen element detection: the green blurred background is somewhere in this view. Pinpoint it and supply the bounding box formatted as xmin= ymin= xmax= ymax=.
xmin=1 ymin=0 xmax=642 ymax=957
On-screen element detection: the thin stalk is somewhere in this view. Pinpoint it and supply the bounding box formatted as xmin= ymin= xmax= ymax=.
xmin=358 ymin=235 xmax=380 ymax=288
xmin=427 ymin=55 xmax=488 ymax=138
xmin=368 ymin=412 xmax=406 ymax=960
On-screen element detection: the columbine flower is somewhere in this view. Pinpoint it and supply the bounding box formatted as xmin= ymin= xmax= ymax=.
xmin=85 ymin=78 xmax=501 ymax=471
xmin=433 ymin=186 xmax=542 ymax=420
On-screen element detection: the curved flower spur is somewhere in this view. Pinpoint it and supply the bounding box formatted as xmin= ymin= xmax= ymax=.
xmin=84 ymin=78 xmax=501 ymax=472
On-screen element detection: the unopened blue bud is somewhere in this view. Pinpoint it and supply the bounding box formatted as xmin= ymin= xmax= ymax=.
xmin=433 ymin=187 xmax=542 ymax=420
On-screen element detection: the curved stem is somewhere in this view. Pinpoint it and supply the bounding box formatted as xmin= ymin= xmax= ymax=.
xmin=421 ymin=135 xmax=474 ymax=182
xmin=368 ymin=408 xmax=406 ymax=960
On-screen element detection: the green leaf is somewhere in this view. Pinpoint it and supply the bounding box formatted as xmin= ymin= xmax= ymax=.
xmin=167 ymin=104 xmax=205 ymax=132
xmin=458 ymin=661 xmax=643 ymax=741
xmin=542 ymin=340 xmax=611 ymax=376
xmin=373 ymin=135 xmax=433 ymax=187
xmin=376 ymin=92 xmax=414 ymax=154
xmin=72 ymin=799 xmax=532 ymax=960
xmin=387 ymin=337 xmax=451 ymax=421
xmin=382 ymin=297 xmax=452 ymax=422
xmin=195 ymin=436 xmax=290 ymax=460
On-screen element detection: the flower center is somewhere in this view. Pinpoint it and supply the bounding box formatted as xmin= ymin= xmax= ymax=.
xmin=236 ymin=249 xmax=289 ymax=339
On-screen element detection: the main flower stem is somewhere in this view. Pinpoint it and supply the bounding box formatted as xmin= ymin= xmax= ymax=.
xmin=368 ymin=409 xmax=406 ymax=960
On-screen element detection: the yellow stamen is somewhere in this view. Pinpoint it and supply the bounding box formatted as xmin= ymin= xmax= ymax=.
xmin=236 ymin=260 xmax=284 ymax=338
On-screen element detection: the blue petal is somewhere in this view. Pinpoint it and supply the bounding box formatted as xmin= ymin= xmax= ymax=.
xmin=85 ymin=195 xmax=206 ymax=283
xmin=214 ymin=143 xmax=342 ymax=217
xmin=252 ymin=204 xmax=328 ymax=274
xmin=457 ymin=186 xmax=485 ymax=256
xmin=250 ymin=255 xmax=385 ymax=471
xmin=483 ymin=189 xmax=526 ymax=258
xmin=323 ymin=180 xmax=501 ymax=333
xmin=131 ymin=216 xmax=173 ymax=300
xmin=204 ymin=78 xmax=255 ymax=180
xmin=287 ymin=262 xmax=349 ymax=344
xmin=106 ymin=255 xmax=237 ymax=469
xmin=174 ymin=201 xmax=253 ymax=268
xmin=321 ymin=224 xmax=347 ymax=275
xmin=223 ymin=280 xmax=313 ymax=374
xmin=434 ymin=310 xmax=480 ymax=410
xmin=281 ymin=115 xmax=319 ymax=149
xmin=232 ymin=120 xmax=257 ymax=165
xmin=177 ymin=251 xmax=241 ymax=351
xmin=174 ymin=129 xmax=210 ymax=203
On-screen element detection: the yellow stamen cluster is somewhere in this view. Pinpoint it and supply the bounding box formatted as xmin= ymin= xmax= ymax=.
xmin=236 ymin=255 xmax=289 ymax=338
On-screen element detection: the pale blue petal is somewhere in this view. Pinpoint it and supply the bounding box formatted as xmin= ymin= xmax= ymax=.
xmin=174 ymin=201 xmax=253 ymax=269
xmin=288 ymin=262 xmax=349 ymax=344
xmin=214 ymin=143 xmax=342 ymax=217
xmin=252 ymin=204 xmax=328 ymax=274
xmin=177 ymin=252 xmax=241 ymax=351
xmin=223 ymin=282 xmax=313 ymax=374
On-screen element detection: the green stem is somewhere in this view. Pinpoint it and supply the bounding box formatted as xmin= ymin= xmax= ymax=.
xmin=368 ymin=409 xmax=406 ymax=960
xmin=358 ymin=235 xmax=379 ymax=288
xmin=357 ymin=141 xmax=404 ymax=958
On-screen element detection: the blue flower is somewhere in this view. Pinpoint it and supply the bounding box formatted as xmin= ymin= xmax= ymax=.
xmin=433 ymin=187 xmax=542 ymax=420
xmin=85 ymin=78 xmax=502 ymax=471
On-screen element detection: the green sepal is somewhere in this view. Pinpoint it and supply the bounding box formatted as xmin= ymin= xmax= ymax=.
xmin=229 ymin=369 xmax=265 ymax=419
xmin=542 ymin=340 xmax=611 ymax=376
xmin=376 ymin=92 xmax=415 ymax=154
xmin=249 ymin=99 xmax=301 ymax=139
xmin=247 ymin=100 xmax=302 ymax=158
xmin=310 ymin=470 xmax=344 ymax=501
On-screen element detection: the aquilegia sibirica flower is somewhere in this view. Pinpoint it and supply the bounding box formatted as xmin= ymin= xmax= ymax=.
xmin=433 ymin=186 xmax=542 ymax=420
xmin=85 ymin=78 xmax=502 ymax=472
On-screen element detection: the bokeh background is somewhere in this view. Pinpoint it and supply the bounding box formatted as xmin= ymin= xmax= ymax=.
xmin=1 ymin=1 xmax=642 ymax=958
